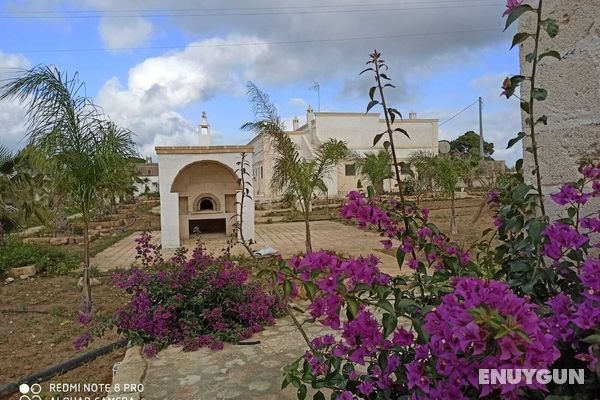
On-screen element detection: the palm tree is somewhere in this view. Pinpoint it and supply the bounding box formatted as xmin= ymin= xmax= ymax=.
xmin=0 ymin=66 xmax=137 ymax=313
xmin=409 ymin=152 xmax=470 ymax=234
xmin=242 ymin=82 xmax=349 ymax=252
xmin=354 ymin=149 xmax=393 ymax=194
xmin=0 ymin=145 xmax=47 ymax=245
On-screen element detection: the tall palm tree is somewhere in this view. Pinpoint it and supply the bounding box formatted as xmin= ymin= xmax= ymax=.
xmin=242 ymin=82 xmax=349 ymax=252
xmin=354 ymin=149 xmax=393 ymax=194
xmin=0 ymin=66 xmax=137 ymax=313
xmin=409 ymin=151 xmax=470 ymax=234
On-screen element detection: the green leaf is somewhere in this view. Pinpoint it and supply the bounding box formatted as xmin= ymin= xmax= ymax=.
xmin=281 ymin=378 xmax=290 ymax=390
xmin=543 ymin=19 xmax=559 ymax=38
xmin=397 ymin=298 xmax=419 ymax=312
xmin=506 ymin=132 xmax=526 ymax=149
xmin=369 ymin=86 xmax=377 ymax=101
xmin=366 ymin=100 xmax=379 ymax=113
xmin=359 ymin=67 xmax=374 ymax=75
xmin=533 ymin=88 xmax=548 ymax=101
xmin=535 ymin=115 xmax=548 ymax=125
xmin=504 ymin=4 xmax=534 ymax=31
xmin=520 ymin=101 xmax=530 ymax=114
xmin=382 ymin=313 xmax=398 ymax=338
xmin=383 ymin=140 xmax=391 ymax=150
xmin=303 ymin=281 xmax=317 ymax=300
xmin=283 ymin=280 xmax=292 ymax=298
xmin=367 ymin=185 xmax=375 ymax=198
xmin=373 ymin=132 xmax=385 ymax=147
xmin=539 ymin=50 xmax=561 ymax=61
xmin=297 ymin=384 xmax=307 ymax=400
xmin=515 ymin=158 xmax=523 ymax=173
xmin=345 ymin=296 xmax=359 ymax=319
xmin=511 ymin=32 xmax=531 ymax=49
xmin=314 ymin=392 xmax=326 ymax=400
xmin=525 ymin=52 xmax=535 ymax=63
xmin=512 ymin=183 xmax=533 ymax=201
xmin=582 ymin=334 xmax=600 ymax=344
xmin=396 ymin=247 xmax=405 ymax=269
xmin=377 ymin=299 xmax=395 ymax=315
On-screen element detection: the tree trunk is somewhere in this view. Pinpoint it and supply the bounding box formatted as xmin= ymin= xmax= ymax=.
xmin=450 ymin=192 xmax=458 ymax=235
xmin=304 ymin=215 xmax=312 ymax=253
xmin=81 ymin=222 xmax=92 ymax=314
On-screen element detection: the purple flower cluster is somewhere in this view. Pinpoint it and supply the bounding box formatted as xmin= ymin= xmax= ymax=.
xmin=542 ymin=223 xmax=589 ymax=260
xmin=76 ymin=233 xmax=282 ymax=355
xmin=408 ymin=277 xmax=560 ymax=399
xmin=289 ymin=251 xmax=389 ymax=329
xmin=340 ymin=191 xmax=400 ymax=237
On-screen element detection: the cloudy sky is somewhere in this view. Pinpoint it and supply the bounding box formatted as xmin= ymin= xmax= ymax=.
xmin=0 ymin=0 xmax=522 ymax=164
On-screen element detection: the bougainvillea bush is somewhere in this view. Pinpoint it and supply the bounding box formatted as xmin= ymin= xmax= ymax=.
xmin=261 ymin=1 xmax=600 ymax=399
xmin=75 ymin=234 xmax=282 ymax=356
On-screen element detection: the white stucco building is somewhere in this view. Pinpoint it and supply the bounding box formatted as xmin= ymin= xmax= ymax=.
xmin=248 ymin=107 xmax=439 ymax=201
xmin=156 ymin=113 xmax=254 ymax=249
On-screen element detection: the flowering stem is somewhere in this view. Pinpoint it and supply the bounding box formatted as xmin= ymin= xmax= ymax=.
xmin=372 ymin=55 xmax=404 ymax=202
xmin=528 ymin=0 xmax=546 ymax=217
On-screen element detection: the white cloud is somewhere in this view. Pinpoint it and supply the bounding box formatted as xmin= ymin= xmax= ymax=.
xmin=98 ymin=16 xmax=153 ymax=50
xmin=96 ymin=35 xmax=270 ymax=155
xmin=289 ymin=97 xmax=307 ymax=108
xmin=0 ymin=51 xmax=31 ymax=151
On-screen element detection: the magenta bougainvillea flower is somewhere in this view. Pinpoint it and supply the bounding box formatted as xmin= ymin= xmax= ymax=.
xmin=411 ymin=277 xmax=560 ymax=399
xmin=503 ymin=0 xmax=524 ymax=16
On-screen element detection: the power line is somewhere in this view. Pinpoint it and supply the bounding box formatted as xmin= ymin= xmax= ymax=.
xmin=438 ymin=99 xmax=479 ymax=127
xmin=3 ymin=28 xmax=498 ymax=54
xmin=0 ymin=2 xmax=501 ymax=19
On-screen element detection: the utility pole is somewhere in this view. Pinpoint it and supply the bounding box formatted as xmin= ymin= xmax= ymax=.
xmin=478 ymin=96 xmax=484 ymax=158
xmin=309 ymin=82 xmax=320 ymax=111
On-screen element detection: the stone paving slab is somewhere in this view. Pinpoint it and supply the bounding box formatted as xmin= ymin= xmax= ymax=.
xmin=92 ymin=221 xmax=400 ymax=275
xmin=111 ymin=315 xmax=331 ymax=400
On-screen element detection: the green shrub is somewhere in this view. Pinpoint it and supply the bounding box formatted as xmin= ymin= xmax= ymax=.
xmin=0 ymin=238 xmax=79 ymax=276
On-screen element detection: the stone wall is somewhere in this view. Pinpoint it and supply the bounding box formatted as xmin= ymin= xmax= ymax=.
xmin=520 ymin=0 xmax=600 ymax=218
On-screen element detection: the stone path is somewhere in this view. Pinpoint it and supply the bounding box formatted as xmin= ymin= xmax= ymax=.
xmin=111 ymin=315 xmax=331 ymax=400
xmin=92 ymin=220 xmax=400 ymax=275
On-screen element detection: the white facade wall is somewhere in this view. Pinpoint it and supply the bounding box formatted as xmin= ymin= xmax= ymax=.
xmin=134 ymin=175 xmax=159 ymax=197
xmin=248 ymin=111 xmax=439 ymax=200
xmin=157 ymin=147 xmax=255 ymax=249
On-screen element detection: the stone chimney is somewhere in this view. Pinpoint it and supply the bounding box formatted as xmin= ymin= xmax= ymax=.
xmin=306 ymin=106 xmax=315 ymax=124
xmin=409 ymin=111 xmax=417 ymax=119
xmin=292 ymin=116 xmax=299 ymax=131
xmin=198 ymin=111 xmax=211 ymax=146
xmin=146 ymin=156 xmax=152 ymax=164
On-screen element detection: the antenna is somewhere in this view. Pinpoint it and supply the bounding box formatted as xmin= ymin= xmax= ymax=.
xmin=309 ymin=82 xmax=320 ymax=111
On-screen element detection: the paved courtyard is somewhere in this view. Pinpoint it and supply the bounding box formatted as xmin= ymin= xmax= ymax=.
xmin=92 ymin=220 xmax=400 ymax=275
xmin=111 ymin=314 xmax=331 ymax=400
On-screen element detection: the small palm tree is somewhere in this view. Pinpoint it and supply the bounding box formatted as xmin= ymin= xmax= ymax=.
xmin=1 ymin=66 xmax=137 ymax=313
xmin=242 ymin=82 xmax=349 ymax=252
xmin=409 ymin=151 xmax=470 ymax=234
xmin=0 ymin=145 xmax=47 ymax=245
xmin=354 ymin=149 xmax=393 ymax=194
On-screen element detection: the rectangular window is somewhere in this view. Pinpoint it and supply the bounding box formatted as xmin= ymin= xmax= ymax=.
xmin=345 ymin=164 xmax=356 ymax=176
xmin=260 ymin=166 xmax=263 ymax=179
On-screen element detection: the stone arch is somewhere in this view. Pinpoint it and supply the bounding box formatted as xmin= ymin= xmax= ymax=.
xmin=170 ymin=160 xmax=239 ymax=193
xmin=193 ymin=193 xmax=221 ymax=212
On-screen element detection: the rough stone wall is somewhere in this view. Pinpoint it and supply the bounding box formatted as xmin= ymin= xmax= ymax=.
xmin=520 ymin=0 xmax=600 ymax=218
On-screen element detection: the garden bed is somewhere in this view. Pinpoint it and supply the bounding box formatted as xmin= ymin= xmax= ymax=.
xmin=0 ymin=275 xmax=130 ymax=399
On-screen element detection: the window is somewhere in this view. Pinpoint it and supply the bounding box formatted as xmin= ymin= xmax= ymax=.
xmin=345 ymin=164 xmax=356 ymax=176
xmin=260 ymin=166 xmax=263 ymax=179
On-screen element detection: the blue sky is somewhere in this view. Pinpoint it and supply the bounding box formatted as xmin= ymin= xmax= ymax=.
xmin=0 ymin=0 xmax=522 ymax=165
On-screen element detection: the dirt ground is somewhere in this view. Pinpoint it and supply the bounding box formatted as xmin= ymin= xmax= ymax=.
xmin=0 ymin=275 xmax=130 ymax=399
xmin=419 ymin=196 xmax=493 ymax=247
